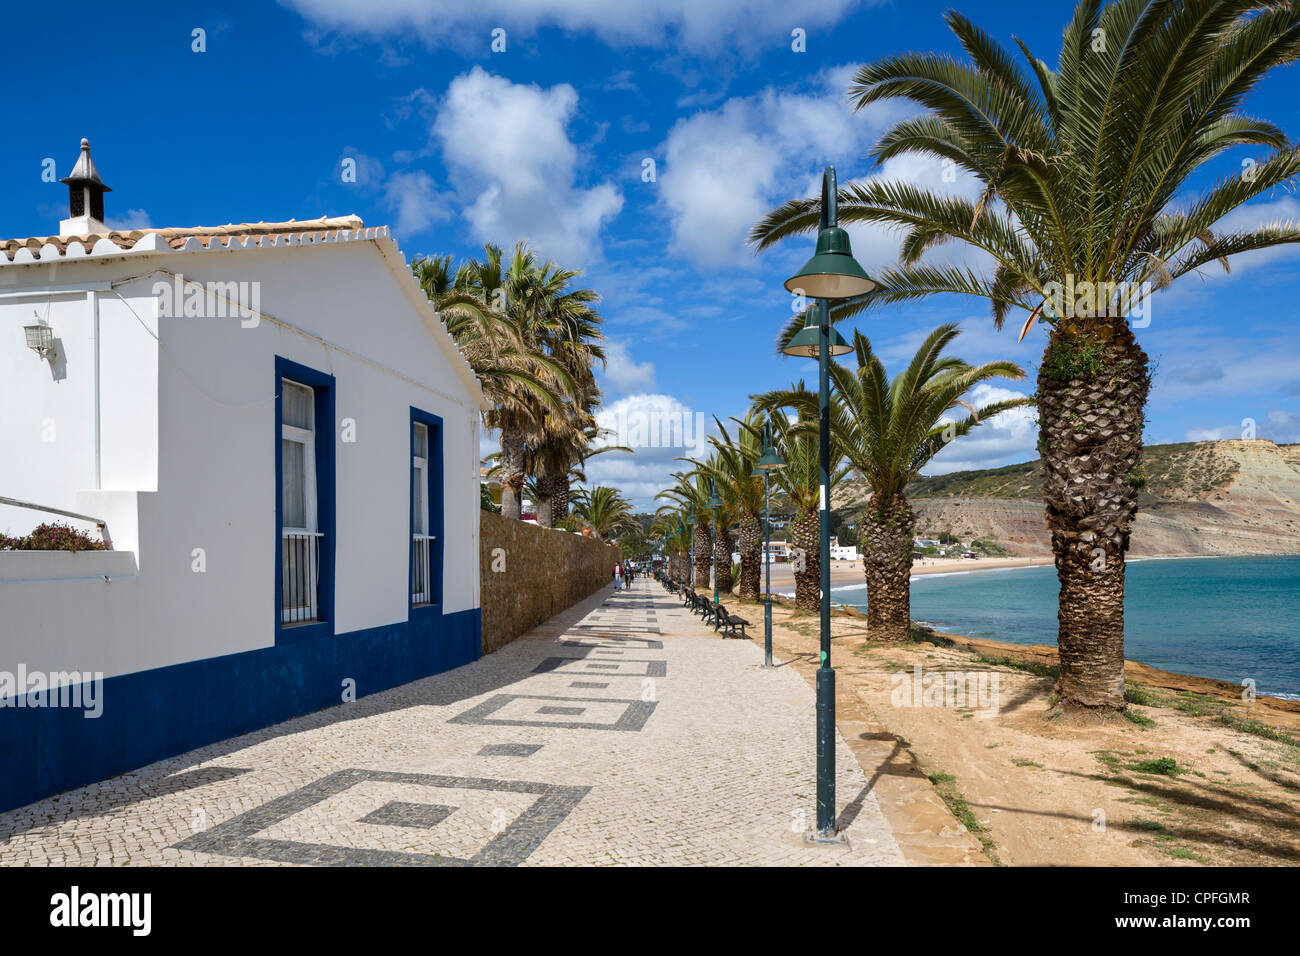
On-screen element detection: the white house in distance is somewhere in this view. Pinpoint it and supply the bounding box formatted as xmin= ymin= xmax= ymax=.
xmin=0 ymin=140 xmax=485 ymax=813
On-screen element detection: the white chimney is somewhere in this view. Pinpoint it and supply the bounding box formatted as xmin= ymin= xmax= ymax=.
xmin=58 ymin=138 xmax=112 ymax=237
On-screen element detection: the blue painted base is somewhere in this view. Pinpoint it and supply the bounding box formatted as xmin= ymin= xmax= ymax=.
xmin=0 ymin=607 xmax=481 ymax=815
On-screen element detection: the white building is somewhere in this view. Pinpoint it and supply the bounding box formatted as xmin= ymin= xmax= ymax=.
xmin=0 ymin=141 xmax=486 ymax=812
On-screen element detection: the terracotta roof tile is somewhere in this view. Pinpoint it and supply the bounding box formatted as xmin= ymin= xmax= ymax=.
xmin=0 ymin=215 xmax=366 ymax=263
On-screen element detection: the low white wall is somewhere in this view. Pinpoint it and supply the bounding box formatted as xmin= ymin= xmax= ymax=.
xmin=0 ymin=550 xmax=140 ymax=679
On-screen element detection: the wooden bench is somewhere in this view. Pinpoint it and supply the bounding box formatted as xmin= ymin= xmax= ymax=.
xmin=715 ymin=603 xmax=751 ymax=639
xmin=700 ymin=598 xmax=720 ymax=627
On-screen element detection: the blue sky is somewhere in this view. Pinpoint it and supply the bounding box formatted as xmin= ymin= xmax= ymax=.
xmin=4 ymin=0 xmax=1299 ymax=508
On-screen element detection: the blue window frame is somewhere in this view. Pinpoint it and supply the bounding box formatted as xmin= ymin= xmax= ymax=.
xmin=275 ymin=357 xmax=335 ymax=644
xmin=410 ymin=407 xmax=444 ymax=614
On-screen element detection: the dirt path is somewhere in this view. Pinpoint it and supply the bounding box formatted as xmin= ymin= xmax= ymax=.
xmin=745 ymin=597 xmax=1300 ymax=866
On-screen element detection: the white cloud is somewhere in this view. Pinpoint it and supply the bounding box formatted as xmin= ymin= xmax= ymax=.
xmin=1189 ymin=410 xmax=1300 ymax=443
xmin=586 ymin=393 xmax=722 ymax=508
xmin=601 ymin=341 xmax=657 ymax=394
xmin=1186 ymin=424 xmax=1243 ymax=441
xmin=339 ymin=147 xmax=386 ymax=189
xmin=656 ymin=71 xmax=983 ymax=273
xmin=432 ymin=67 xmax=623 ymax=264
xmin=281 ymin=0 xmax=870 ymax=52
xmin=925 ymin=384 xmax=1038 ymax=473
xmin=1196 ymin=196 xmax=1300 ymax=275
xmin=105 ymin=208 xmax=153 ymax=231
xmin=382 ymin=169 xmax=452 ymax=237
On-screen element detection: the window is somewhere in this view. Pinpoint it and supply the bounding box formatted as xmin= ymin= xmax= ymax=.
xmin=411 ymin=422 xmax=432 ymax=604
xmin=280 ymin=379 xmax=320 ymax=624
xmin=410 ymin=409 xmax=443 ymax=610
xmin=275 ymin=358 xmax=335 ymax=642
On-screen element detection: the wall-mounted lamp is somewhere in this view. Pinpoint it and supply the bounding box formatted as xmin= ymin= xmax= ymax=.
xmin=23 ymin=316 xmax=55 ymax=360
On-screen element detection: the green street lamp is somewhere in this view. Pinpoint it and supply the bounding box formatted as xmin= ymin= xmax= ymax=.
xmin=685 ymin=503 xmax=698 ymax=594
xmin=705 ymin=478 xmax=723 ymax=606
xmin=750 ymin=422 xmax=785 ymax=668
xmin=681 ymin=520 xmax=691 ymax=595
xmin=779 ymin=165 xmax=874 ymax=844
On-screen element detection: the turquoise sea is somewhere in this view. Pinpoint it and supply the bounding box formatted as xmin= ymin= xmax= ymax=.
xmin=831 ymin=554 xmax=1300 ymax=700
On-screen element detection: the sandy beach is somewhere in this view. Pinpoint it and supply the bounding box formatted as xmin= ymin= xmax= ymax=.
xmin=758 ymin=554 xmax=1052 ymax=592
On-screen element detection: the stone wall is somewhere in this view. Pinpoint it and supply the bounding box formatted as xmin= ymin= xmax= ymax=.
xmin=479 ymin=511 xmax=620 ymax=654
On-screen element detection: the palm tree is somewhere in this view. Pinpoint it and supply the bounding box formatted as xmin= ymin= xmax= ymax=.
xmin=452 ymin=242 xmax=605 ymax=520
xmin=529 ymin=398 xmax=633 ymax=528
xmin=656 ymin=473 xmax=714 ymax=590
xmin=831 ymin=325 xmax=1029 ymax=641
xmin=413 ymin=253 xmax=569 ymax=431
xmin=650 ymin=507 xmax=691 ymax=584
xmin=702 ymin=414 xmax=768 ymax=600
xmin=750 ymin=387 xmax=851 ymax=612
xmin=572 ymin=486 xmax=638 ymax=541
xmin=751 ymin=1 xmax=1300 ymax=713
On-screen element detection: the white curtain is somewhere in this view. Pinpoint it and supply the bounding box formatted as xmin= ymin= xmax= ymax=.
xmin=282 ymin=439 xmax=306 ymax=528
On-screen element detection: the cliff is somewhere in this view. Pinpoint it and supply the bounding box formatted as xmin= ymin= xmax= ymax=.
xmin=835 ymin=440 xmax=1300 ymax=557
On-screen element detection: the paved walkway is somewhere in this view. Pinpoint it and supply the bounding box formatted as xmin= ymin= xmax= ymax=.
xmin=0 ymin=577 xmax=910 ymax=866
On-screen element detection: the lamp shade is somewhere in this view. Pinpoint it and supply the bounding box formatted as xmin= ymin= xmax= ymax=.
xmin=686 ymin=504 xmax=697 ymax=527
xmin=781 ymin=312 xmax=852 ymax=358
xmin=705 ymin=478 xmax=723 ymax=509
xmin=24 ymin=323 xmax=54 ymax=353
xmin=751 ymin=446 xmax=786 ymax=475
xmin=783 ymin=226 xmax=875 ymax=300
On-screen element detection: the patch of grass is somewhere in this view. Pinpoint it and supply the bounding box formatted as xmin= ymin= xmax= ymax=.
xmin=1217 ymin=712 xmax=1300 ymax=749
xmin=909 ymin=624 xmax=954 ymax=647
xmin=1013 ymin=758 xmax=1043 ymax=768
xmin=1124 ymin=708 xmax=1156 ymax=728
xmin=1128 ymin=819 xmax=1166 ymax=833
xmin=1126 ymin=757 xmax=1183 ymax=777
xmin=1125 ymin=682 xmax=1156 ymax=706
xmin=972 ymin=652 xmax=1059 ymax=679
xmin=1164 ymin=846 xmax=1210 ymax=863
xmin=927 ymin=771 xmax=998 ymax=861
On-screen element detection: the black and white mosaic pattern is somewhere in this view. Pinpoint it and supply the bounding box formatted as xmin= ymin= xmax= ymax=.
xmin=172 ymin=768 xmax=588 ymax=866
xmin=449 ymin=693 xmax=657 ymax=732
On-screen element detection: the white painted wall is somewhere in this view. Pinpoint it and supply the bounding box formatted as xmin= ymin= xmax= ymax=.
xmin=0 ymin=235 xmax=481 ymax=679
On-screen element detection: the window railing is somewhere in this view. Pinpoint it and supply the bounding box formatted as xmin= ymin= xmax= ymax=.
xmin=281 ymin=530 xmax=323 ymax=624
xmin=411 ymin=534 xmax=436 ymax=605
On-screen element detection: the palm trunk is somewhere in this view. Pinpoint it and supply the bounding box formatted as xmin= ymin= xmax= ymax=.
xmin=1038 ymin=321 xmax=1151 ymax=715
xmin=714 ymin=521 xmax=734 ymax=595
xmin=737 ymin=513 xmax=762 ymax=600
xmin=551 ymin=472 xmax=570 ymax=521
xmin=693 ymin=522 xmax=713 ymax=590
xmin=861 ymin=494 xmax=915 ymax=642
xmin=536 ymin=486 xmax=554 ymax=528
xmin=535 ymin=471 xmax=563 ymax=528
xmin=499 ymin=429 xmax=526 ymax=520
xmin=791 ymin=507 xmax=820 ymax=612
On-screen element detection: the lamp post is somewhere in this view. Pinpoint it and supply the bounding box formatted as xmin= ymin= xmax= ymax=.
xmin=751 ymin=423 xmax=785 ymax=668
xmin=685 ymin=503 xmax=698 ymax=594
xmin=705 ymin=478 xmax=723 ymax=606
xmin=780 ymin=165 xmax=875 ymax=843
xmin=681 ymin=520 xmax=691 ymax=595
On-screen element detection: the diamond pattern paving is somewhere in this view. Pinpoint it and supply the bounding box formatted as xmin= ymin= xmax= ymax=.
xmin=0 ymin=577 xmax=908 ymax=866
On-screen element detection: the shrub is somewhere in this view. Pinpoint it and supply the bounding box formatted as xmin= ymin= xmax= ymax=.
xmin=0 ymin=522 xmax=108 ymax=552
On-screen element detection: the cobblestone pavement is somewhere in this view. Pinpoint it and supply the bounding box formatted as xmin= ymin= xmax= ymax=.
xmin=0 ymin=578 xmax=907 ymax=866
